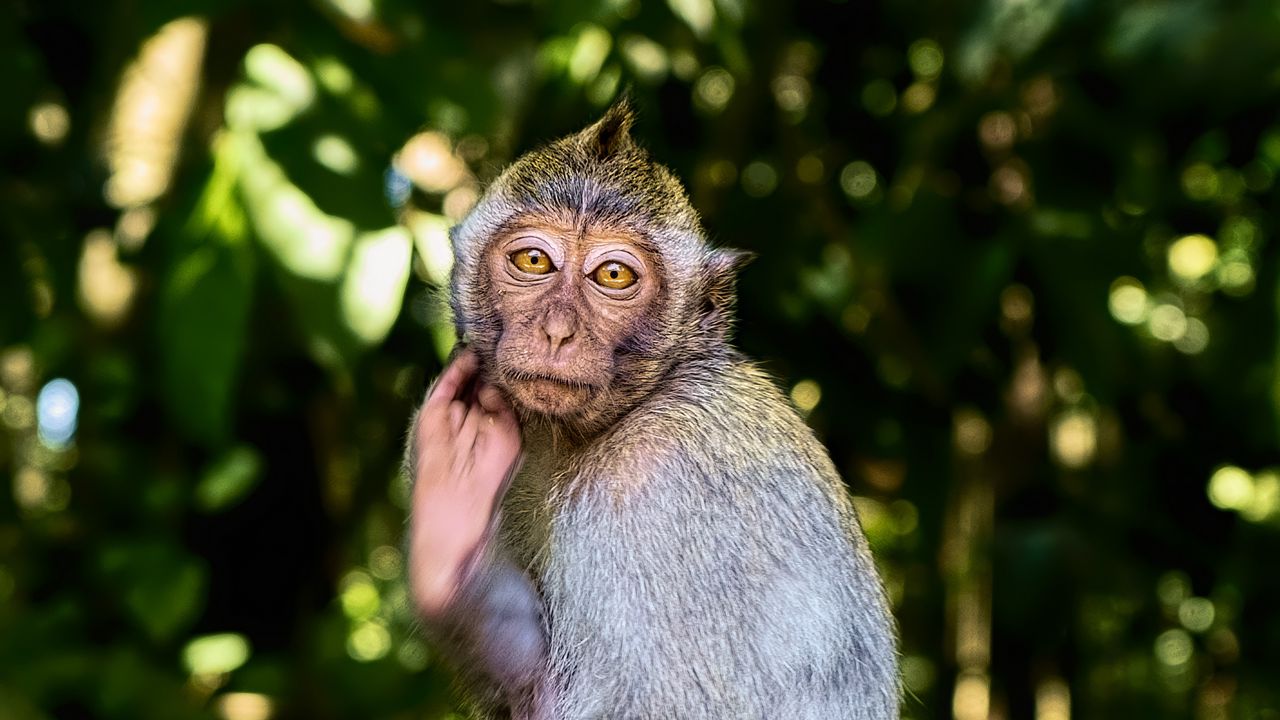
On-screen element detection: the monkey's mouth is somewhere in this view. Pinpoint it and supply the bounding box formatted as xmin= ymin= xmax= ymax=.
xmin=501 ymin=371 xmax=599 ymax=417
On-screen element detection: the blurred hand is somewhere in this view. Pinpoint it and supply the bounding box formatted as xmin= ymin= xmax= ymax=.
xmin=408 ymin=349 xmax=521 ymax=618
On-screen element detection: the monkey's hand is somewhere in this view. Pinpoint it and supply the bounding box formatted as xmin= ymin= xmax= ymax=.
xmin=409 ymin=349 xmax=521 ymax=619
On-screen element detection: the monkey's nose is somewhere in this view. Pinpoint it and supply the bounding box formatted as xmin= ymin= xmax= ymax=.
xmin=542 ymin=312 xmax=577 ymax=355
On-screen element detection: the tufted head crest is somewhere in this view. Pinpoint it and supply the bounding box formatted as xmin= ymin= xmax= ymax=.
xmin=580 ymin=96 xmax=637 ymax=160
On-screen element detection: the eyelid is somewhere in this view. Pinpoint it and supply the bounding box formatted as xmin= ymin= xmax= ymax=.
xmin=582 ymin=249 xmax=644 ymax=276
xmin=504 ymin=235 xmax=558 ymax=254
xmin=502 ymin=235 xmax=563 ymax=272
xmin=510 ymin=247 xmax=557 ymax=275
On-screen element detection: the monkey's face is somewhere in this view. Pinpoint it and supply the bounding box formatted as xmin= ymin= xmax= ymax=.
xmin=481 ymin=214 xmax=666 ymax=427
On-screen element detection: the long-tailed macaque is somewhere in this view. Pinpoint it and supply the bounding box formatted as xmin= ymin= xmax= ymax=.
xmin=406 ymin=100 xmax=899 ymax=719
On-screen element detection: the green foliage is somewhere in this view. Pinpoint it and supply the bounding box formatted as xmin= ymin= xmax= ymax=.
xmin=2 ymin=0 xmax=1280 ymax=718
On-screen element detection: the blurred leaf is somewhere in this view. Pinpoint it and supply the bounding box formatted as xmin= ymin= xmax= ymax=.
xmin=194 ymin=445 xmax=263 ymax=512
xmin=340 ymin=227 xmax=413 ymax=346
xmin=158 ymin=139 xmax=256 ymax=445
xmin=97 ymin=541 xmax=208 ymax=643
xmin=182 ymin=633 xmax=251 ymax=675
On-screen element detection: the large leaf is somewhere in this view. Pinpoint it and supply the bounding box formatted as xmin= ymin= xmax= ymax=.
xmin=157 ymin=138 xmax=256 ymax=445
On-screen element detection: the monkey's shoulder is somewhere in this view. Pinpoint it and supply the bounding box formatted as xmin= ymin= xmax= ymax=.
xmin=579 ymin=357 xmax=843 ymax=501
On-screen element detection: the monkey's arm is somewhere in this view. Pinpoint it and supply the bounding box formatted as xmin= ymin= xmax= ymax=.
xmin=421 ymin=546 xmax=546 ymax=702
xmin=406 ymin=350 xmax=547 ymax=709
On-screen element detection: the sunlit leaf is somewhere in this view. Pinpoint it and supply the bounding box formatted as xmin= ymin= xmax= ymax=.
xmin=194 ymin=445 xmax=263 ymax=512
xmin=158 ymin=138 xmax=256 ymax=445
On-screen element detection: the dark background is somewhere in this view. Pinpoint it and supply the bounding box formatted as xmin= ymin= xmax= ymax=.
xmin=3 ymin=0 xmax=1279 ymax=718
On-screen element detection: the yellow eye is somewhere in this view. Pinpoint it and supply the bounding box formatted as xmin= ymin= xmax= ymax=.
xmin=592 ymin=261 xmax=637 ymax=290
xmin=510 ymin=248 xmax=555 ymax=275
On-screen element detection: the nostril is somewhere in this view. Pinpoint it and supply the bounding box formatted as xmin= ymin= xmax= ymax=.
xmin=544 ymin=327 xmax=575 ymax=353
xmin=542 ymin=312 xmax=577 ymax=353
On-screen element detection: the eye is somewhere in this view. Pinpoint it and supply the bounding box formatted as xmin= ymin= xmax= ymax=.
xmin=510 ymin=248 xmax=556 ymax=275
xmin=592 ymin=261 xmax=638 ymax=290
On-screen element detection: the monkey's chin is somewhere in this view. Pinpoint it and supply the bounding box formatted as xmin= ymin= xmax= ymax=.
xmin=506 ymin=377 xmax=595 ymax=419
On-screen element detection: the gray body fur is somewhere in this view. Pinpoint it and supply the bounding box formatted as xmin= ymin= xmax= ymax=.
xmin=416 ymin=101 xmax=899 ymax=719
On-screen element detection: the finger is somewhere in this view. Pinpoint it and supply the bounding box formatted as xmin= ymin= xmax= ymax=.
xmin=422 ymin=350 xmax=479 ymax=416
xmin=476 ymin=383 xmax=511 ymax=414
xmin=457 ymin=401 xmax=484 ymax=455
xmin=447 ymin=399 xmax=467 ymax=432
xmin=418 ymin=400 xmax=466 ymax=461
xmin=477 ymin=383 xmax=520 ymax=430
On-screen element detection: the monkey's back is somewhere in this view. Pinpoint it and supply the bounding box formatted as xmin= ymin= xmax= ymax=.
xmin=502 ymin=356 xmax=899 ymax=719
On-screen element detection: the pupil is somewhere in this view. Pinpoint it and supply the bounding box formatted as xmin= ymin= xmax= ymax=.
xmin=610 ymin=270 xmax=618 ymax=279
xmin=530 ymin=254 xmax=541 ymax=264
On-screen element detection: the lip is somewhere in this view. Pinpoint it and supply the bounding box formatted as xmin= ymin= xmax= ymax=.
xmin=504 ymin=369 xmax=600 ymax=391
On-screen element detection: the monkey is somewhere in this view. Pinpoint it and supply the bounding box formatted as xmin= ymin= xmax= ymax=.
xmin=405 ymin=99 xmax=899 ymax=719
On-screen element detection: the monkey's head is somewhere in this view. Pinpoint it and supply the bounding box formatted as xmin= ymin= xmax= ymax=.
xmin=448 ymin=99 xmax=749 ymax=435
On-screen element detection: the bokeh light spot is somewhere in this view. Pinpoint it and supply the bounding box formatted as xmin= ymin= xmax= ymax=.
xmin=741 ymin=161 xmax=778 ymax=197
xmin=979 ymin=112 xmax=1016 ymax=150
xmin=772 ymin=74 xmax=811 ymax=114
xmin=1217 ymin=257 xmax=1255 ymax=296
xmin=397 ymin=132 xmax=467 ymax=194
xmin=183 ymin=633 xmax=251 ymax=676
xmin=314 ymin=57 xmax=354 ymax=95
xmin=340 ymin=571 xmax=381 ymax=620
xmin=1167 ymin=234 xmax=1217 ymax=282
xmin=196 ymin=446 xmax=263 ymax=512
xmin=796 ymin=155 xmax=824 ymax=184
xmin=953 ymin=671 xmax=991 ymax=720
xmin=1050 ymin=409 xmax=1096 ymax=469
xmin=105 ymin=17 xmax=207 ymax=207
xmin=1154 ymin=629 xmax=1194 ymax=666
xmin=1241 ymin=471 xmax=1280 ymax=522
xmin=78 ymin=229 xmax=139 ymax=327
xmin=1108 ymin=277 xmax=1148 ymax=325
xmin=347 ymin=620 xmax=391 ymax=662
xmin=908 ymin=39 xmax=944 ymax=79
xmin=14 ymin=466 xmax=50 ymax=510
xmin=1147 ymin=304 xmax=1187 ymax=342
xmin=901 ymin=82 xmax=936 ymax=113
xmin=244 ymin=44 xmax=316 ymax=112
xmin=694 ymin=67 xmax=735 ymax=113
xmin=369 ymin=545 xmax=403 ymax=581
xmin=3 ymin=395 xmax=34 ymax=431
xmin=1172 ymin=317 xmax=1209 ymax=355
xmin=1035 ymin=676 xmax=1070 ymax=720
xmin=36 ymin=378 xmax=79 ymax=448
xmin=890 ymin=499 xmax=918 ymax=535
xmin=620 ymin=35 xmax=669 ymax=83
xmin=1178 ymin=597 xmax=1215 ymax=633
xmin=953 ymin=409 xmax=993 ymax=456
xmin=568 ymin=24 xmax=611 ymax=84
xmin=1207 ymin=465 xmax=1252 ymax=511
xmin=215 ymin=692 xmax=274 ymax=720
xmin=313 ymin=134 xmax=360 ymax=175
xmin=406 ymin=211 xmax=454 ymax=286
xmin=29 ymin=102 xmax=70 ymax=145
xmin=1181 ymin=163 xmax=1219 ymax=200
xmin=667 ymin=0 xmax=716 ymax=38
xmin=790 ymin=379 xmax=821 ymax=412
xmin=340 ymin=227 xmax=413 ymax=345
xmin=840 ymin=161 xmax=878 ymax=200
xmin=326 ymin=0 xmax=373 ymax=23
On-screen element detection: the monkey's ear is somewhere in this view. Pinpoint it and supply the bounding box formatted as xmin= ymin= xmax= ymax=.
xmin=582 ymin=95 xmax=637 ymax=159
xmin=701 ymin=248 xmax=755 ymax=338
